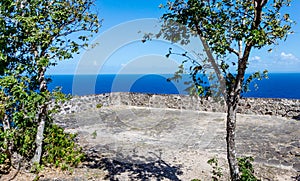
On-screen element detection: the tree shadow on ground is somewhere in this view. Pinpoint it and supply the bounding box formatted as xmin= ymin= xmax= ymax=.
xmin=83 ymin=149 xmax=183 ymax=181
xmin=292 ymin=115 xmax=300 ymax=121
xmin=291 ymin=172 xmax=300 ymax=181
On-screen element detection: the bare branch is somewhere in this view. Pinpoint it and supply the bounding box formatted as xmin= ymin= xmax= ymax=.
xmin=227 ymin=47 xmax=239 ymax=57
xmin=195 ymin=25 xmax=227 ymax=99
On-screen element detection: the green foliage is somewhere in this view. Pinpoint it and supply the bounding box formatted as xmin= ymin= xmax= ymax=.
xmin=0 ymin=130 xmax=11 ymax=164
xmin=96 ymin=103 xmax=103 ymax=109
xmin=206 ymin=156 xmax=259 ymax=181
xmin=14 ymin=127 xmax=37 ymax=158
xmin=30 ymin=162 xmax=44 ymax=174
xmin=158 ymin=0 xmax=294 ymax=98
xmin=165 ymin=50 xmax=218 ymax=97
xmin=207 ymin=157 xmax=223 ymax=181
xmin=243 ymin=70 xmax=269 ymax=93
xmin=42 ymin=124 xmax=85 ymax=170
xmin=50 ymin=87 xmax=72 ymax=115
xmin=0 ymin=0 xmax=100 ymax=173
xmin=238 ymin=157 xmax=260 ymax=181
xmin=162 ymin=0 xmax=293 ymax=54
xmin=91 ymin=130 xmax=97 ymax=139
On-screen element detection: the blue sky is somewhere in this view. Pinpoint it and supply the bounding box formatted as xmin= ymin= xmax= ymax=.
xmin=48 ymin=0 xmax=300 ymax=75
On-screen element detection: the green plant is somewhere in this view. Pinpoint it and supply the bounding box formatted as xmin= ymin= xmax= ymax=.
xmin=42 ymin=124 xmax=85 ymax=171
xmin=91 ymin=130 xmax=97 ymax=139
xmin=30 ymin=162 xmax=44 ymax=174
xmin=207 ymin=157 xmax=223 ymax=181
xmin=238 ymin=157 xmax=260 ymax=181
xmin=191 ymin=179 xmax=201 ymax=181
xmin=0 ymin=130 xmax=9 ymax=165
xmin=0 ymin=0 xmax=100 ymax=173
xmin=96 ymin=103 xmax=103 ymax=109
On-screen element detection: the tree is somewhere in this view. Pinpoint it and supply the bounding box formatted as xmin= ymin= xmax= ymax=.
xmin=157 ymin=0 xmax=294 ymax=180
xmin=0 ymin=0 xmax=100 ymax=173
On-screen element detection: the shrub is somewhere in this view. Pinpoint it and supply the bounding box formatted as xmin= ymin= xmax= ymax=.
xmin=207 ymin=157 xmax=223 ymax=181
xmin=238 ymin=156 xmax=259 ymax=181
xmin=42 ymin=124 xmax=85 ymax=170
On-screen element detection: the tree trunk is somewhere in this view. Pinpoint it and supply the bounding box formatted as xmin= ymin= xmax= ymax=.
xmin=31 ymin=110 xmax=46 ymax=165
xmin=31 ymin=66 xmax=47 ymax=165
xmin=3 ymin=112 xmax=11 ymax=131
xmin=226 ymin=99 xmax=240 ymax=181
xmin=3 ymin=114 xmax=12 ymax=170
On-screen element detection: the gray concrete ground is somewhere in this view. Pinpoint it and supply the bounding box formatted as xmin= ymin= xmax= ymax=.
xmin=54 ymin=105 xmax=300 ymax=180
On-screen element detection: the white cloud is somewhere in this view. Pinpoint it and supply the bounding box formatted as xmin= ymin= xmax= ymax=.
xmin=280 ymin=52 xmax=299 ymax=61
xmin=248 ymin=52 xmax=300 ymax=73
xmin=250 ymin=56 xmax=261 ymax=61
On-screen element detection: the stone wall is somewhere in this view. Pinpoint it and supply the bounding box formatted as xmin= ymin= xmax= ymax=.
xmin=54 ymin=92 xmax=300 ymax=120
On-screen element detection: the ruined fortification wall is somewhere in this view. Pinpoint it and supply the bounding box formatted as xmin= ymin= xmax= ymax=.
xmin=55 ymin=92 xmax=300 ymax=120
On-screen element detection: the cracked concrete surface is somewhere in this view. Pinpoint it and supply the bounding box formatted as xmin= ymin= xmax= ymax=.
xmin=53 ymin=105 xmax=300 ymax=180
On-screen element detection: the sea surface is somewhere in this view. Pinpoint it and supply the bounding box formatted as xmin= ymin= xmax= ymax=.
xmin=47 ymin=73 xmax=300 ymax=99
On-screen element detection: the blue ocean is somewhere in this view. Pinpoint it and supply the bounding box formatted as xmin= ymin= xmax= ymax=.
xmin=47 ymin=73 xmax=300 ymax=99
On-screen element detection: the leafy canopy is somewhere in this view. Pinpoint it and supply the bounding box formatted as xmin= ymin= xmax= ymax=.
xmin=158 ymin=0 xmax=293 ymax=97
xmin=0 ymin=0 xmax=100 ymax=172
xmin=161 ymin=0 xmax=293 ymax=53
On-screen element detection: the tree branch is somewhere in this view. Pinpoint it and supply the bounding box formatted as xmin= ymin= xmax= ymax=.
xmin=227 ymin=47 xmax=239 ymax=57
xmin=233 ymin=0 xmax=267 ymax=99
xmin=195 ymin=25 xmax=227 ymax=99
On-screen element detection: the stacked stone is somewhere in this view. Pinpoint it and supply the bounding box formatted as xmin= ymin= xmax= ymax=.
xmin=53 ymin=92 xmax=300 ymax=120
